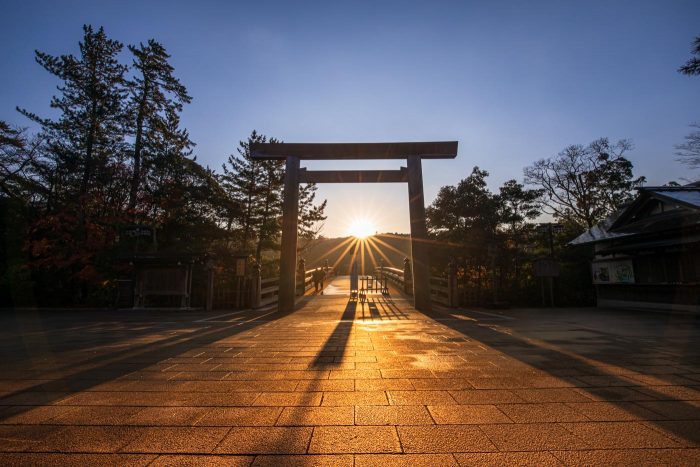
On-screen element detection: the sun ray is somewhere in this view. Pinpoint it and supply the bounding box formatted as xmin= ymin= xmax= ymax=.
xmin=370 ymin=235 xmax=410 ymax=260
xmin=348 ymin=238 xmax=361 ymax=274
xmin=360 ymin=238 xmax=366 ymax=275
xmin=363 ymin=238 xmax=379 ymax=273
xmin=311 ymin=236 xmax=355 ymax=265
xmin=365 ymin=236 xmax=393 ymax=267
xmin=329 ymin=237 xmax=359 ymax=273
xmin=379 ymin=232 xmax=464 ymax=248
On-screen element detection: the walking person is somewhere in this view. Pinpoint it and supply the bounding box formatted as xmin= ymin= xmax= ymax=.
xmin=313 ymin=267 xmax=324 ymax=293
xmin=319 ymin=267 xmax=326 ymax=294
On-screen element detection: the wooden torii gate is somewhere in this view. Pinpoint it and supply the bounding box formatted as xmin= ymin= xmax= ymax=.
xmin=251 ymin=141 xmax=458 ymax=313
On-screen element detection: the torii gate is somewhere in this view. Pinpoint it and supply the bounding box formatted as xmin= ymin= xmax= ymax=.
xmin=251 ymin=141 xmax=458 ymax=313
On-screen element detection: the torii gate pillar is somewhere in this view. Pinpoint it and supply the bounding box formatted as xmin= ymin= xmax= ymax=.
xmin=407 ymin=155 xmax=431 ymax=312
xmin=278 ymin=156 xmax=300 ymax=314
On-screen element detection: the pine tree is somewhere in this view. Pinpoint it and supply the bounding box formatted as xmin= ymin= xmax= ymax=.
xmin=17 ymin=25 xmax=127 ymax=209
xmin=298 ymin=182 xmax=327 ymax=250
xmin=0 ymin=122 xmax=40 ymax=202
xmin=220 ymin=130 xmax=266 ymax=251
xmin=679 ymin=35 xmax=700 ymax=76
xmin=140 ymin=109 xmax=229 ymax=251
xmin=125 ymin=39 xmax=191 ymax=215
xmin=254 ymin=145 xmax=284 ymax=263
xmin=498 ymin=180 xmax=542 ymax=234
xmin=14 ymin=25 xmax=128 ymax=299
xmin=219 ymin=130 xmax=328 ymax=259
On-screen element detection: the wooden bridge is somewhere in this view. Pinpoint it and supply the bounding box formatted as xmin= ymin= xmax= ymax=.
xmin=248 ymin=260 xmax=459 ymax=310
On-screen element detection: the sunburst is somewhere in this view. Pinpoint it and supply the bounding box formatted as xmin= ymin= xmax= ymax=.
xmin=346 ymin=217 xmax=376 ymax=239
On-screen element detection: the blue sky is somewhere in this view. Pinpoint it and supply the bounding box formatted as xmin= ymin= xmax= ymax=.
xmin=1 ymin=0 xmax=699 ymax=236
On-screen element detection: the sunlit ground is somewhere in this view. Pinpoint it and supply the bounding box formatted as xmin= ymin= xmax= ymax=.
xmin=0 ymin=287 xmax=698 ymax=461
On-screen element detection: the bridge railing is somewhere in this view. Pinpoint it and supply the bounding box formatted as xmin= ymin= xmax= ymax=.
xmin=430 ymin=275 xmax=450 ymax=306
xmin=255 ymin=267 xmax=335 ymax=308
xmin=259 ymin=276 xmax=280 ymax=308
xmin=376 ymin=263 xmax=458 ymax=308
xmin=378 ymin=267 xmax=407 ymax=293
xmin=255 ymin=261 xmax=458 ymax=310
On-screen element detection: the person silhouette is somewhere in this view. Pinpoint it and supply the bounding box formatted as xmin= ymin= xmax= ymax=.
xmin=312 ymin=267 xmax=326 ymax=293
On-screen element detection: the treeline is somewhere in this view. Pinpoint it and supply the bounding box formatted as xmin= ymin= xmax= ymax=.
xmin=426 ymin=138 xmax=645 ymax=306
xmin=0 ymin=25 xmax=325 ymax=306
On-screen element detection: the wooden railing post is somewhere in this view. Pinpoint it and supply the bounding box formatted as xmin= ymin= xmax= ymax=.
xmin=448 ymin=258 xmax=458 ymax=308
xmin=250 ymin=261 xmax=261 ymax=309
xmin=296 ymin=258 xmax=306 ymax=296
xmin=403 ymin=257 xmax=413 ymax=295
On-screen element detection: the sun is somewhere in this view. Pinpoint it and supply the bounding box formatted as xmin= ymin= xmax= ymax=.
xmin=346 ymin=217 xmax=376 ymax=239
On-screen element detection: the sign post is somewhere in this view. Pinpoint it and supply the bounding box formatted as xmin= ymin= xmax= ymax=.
xmin=533 ymin=258 xmax=560 ymax=307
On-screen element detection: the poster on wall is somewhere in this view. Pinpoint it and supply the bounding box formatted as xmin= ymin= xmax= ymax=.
xmin=592 ymin=260 xmax=635 ymax=284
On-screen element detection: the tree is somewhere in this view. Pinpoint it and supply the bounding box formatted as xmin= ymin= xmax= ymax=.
xmin=676 ymin=36 xmax=700 ymax=170
xmin=498 ymin=180 xmax=542 ymax=234
xmin=17 ymin=25 xmax=127 ymax=209
xmin=427 ymin=166 xmax=501 ymax=244
xmin=679 ymin=35 xmax=700 ymax=76
xmin=14 ymin=25 xmax=129 ymax=299
xmin=220 ymin=131 xmax=267 ymax=250
xmin=0 ymin=122 xmax=44 ymax=202
xmin=675 ymin=123 xmax=700 ymax=168
xmin=524 ymin=138 xmax=644 ymax=230
xmin=220 ymin=130 xmax=328 ymax=261
xmin=125 ymin=39 xmax=191 ymax=214
xmin=5 ymin=25 xmax=242 ymax=305
xmin=497 ymin=179 xmax=542 ymax=298
xmin=298 ymin=182 xmax=327 ymax=252
xmin=255 ymin=156 xmax=284 ymax=262
xmin=427 ymin=167 xmax=504 ymax=304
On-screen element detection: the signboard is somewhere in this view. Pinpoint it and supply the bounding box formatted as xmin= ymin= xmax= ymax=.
xmin=234 ymin=257 xmax=246 ymax=277
xmin=124 ymin=226 xmax=153 ymax=238
xmin=592 ymin=260 xmax=634 ymax=284
xmin=533 ymin=258 xmax=560 ymax=277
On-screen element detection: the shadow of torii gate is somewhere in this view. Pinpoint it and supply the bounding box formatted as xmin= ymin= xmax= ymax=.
xmin=251 ymin=141 xmax=458 ymax=313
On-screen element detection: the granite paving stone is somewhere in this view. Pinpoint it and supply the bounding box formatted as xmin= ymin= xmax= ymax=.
xmin=354 ymin=405 xmax=435 ymax=425
xmin=276 ymin=406 xmax=354 ymax=425
xmin=0 ymin=276 xmax=697 ymax=464
xmin=397 ymin=425 xmax=497 ymax=453
xmin=309 ymin=426 xmax=401 ymax=453
xmin=428 ymin=404 xmax=512 ymax=424
xmin=354 ymin=453 xmax=459 ymax=466
xmin=214 ymin=427 xmax=313 ymax=454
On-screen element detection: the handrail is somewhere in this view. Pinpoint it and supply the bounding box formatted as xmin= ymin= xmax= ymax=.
xmin=430 ymin=274 xmax=450 ymax=305
xmin=258 ymin=267 xmax=334 ymax=307
xmin=257 ymin=265 xmax=456 ymax=308
xmin=376 ymin=266 xmax=452 ymax=306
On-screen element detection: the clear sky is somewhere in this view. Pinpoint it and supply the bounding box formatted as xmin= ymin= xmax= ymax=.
xmin=1 ymin=0 xmax=699 ymax=236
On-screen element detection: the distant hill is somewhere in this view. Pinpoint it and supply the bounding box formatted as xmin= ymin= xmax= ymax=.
xmin=300 ymin=234 xmax=412 ymax=275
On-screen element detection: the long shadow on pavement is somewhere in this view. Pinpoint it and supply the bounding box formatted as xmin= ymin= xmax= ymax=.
xmin=0 ymin=306 xmax=297 ymax=422
xmin=421 ymin=305 xmax=700 ymax=446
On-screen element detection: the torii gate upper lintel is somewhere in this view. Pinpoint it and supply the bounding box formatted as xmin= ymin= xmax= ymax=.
xmin=250 ymin=141 xmax=459 ymax=313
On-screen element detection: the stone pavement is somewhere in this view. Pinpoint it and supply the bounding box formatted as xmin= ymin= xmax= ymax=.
xmin=0 ymin=276 xmax=698 ymax=465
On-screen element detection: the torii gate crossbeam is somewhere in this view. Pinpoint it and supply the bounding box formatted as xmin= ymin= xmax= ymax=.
xmin=251 ymin=141 xmax=458 ymax=313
